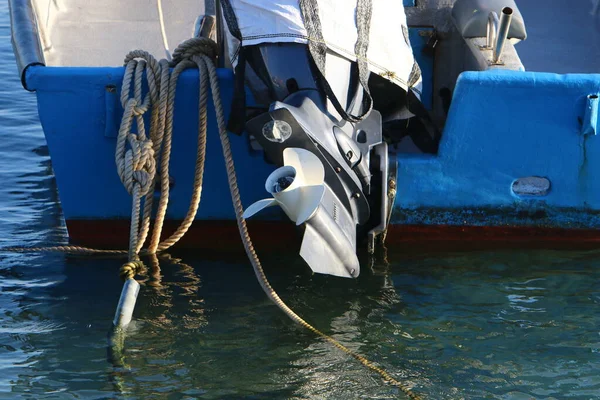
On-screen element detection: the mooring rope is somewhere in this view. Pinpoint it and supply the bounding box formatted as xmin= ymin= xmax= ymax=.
xmin=3 ymin=37 xmax=422 ymax=399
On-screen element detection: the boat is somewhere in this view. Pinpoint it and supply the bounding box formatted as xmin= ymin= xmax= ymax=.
xmin=9 ymin=0 xmax=600 ymax=278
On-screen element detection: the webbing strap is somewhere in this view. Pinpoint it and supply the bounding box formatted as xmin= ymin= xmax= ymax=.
xmin=298 ymin=0 xmax=373 ymax=123
xmin=219 ymin=0 xmax=247 ymax=134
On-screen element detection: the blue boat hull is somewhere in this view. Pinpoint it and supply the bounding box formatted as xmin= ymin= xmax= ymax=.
xmin=24 ymin=44 xmax=600 ymax=248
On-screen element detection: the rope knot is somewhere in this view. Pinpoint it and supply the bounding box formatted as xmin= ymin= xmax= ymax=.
xmin=132 ymin=103 xmax=149 ymax=116
xmin=117 ymin=133 xmax=156 ymax=196
xmin=119 ymin=260 xmax=145 ymax=281
xmin=132 ymin=169 xmax=153 ymax=193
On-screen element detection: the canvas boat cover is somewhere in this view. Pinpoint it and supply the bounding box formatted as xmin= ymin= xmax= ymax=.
xmin=220 ymin=0 xmax=422 ymax=96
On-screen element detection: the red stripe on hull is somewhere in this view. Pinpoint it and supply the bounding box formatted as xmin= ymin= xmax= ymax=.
xmin=385 ymin=224 xmax=600 ymax=250
xmin=66 ymin=220 xmax=600 ymax=251
xmin=66 ymin=220 xmax=300 ymax=251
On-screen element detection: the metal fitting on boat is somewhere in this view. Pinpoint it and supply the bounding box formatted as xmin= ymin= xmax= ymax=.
xmin=486 ymin=11 xmax=499 ymax=49
xmin=582 ymin=94 xmax=599 ymax=136
xmin=487 ymin=7 xmax=513 ymax=64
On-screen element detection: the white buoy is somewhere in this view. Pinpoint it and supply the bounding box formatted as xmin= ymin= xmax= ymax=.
xmin=112 ymin=279 xmax=140 ymax=328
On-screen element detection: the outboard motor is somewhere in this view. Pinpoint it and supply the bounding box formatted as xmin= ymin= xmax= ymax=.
xmin=219 ymin=0 xmax=424 ymax=278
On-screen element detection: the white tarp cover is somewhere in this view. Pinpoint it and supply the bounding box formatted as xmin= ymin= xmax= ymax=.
xmin=222 ymin=0 xmax=421 ymax=94
xmin=30 ymin=0 xmax=205 ymax=67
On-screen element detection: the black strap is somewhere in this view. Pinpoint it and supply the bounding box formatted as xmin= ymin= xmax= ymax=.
xmin=227 ymin=48 xmax=247 ymax=135
xmin=219 ymin=0 xmax=247 ymax=134
xmin=353 ymin=0 xmax=373 ymax=117
xmin=219 ymin=0 xmax=242 ymax=41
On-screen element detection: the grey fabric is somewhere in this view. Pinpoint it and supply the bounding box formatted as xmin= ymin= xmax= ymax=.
xmin=353 ymin=0 xmax=373 ymax=117
xmin=219 ymin=0 xmax=241 ymax=39
xmin=408 ymin=60 xmax=421 ymax=90
xmin=298 ymin=0 xmax=327 ymax=74
xmin=401 ymin=25 xmax=409 ymax=46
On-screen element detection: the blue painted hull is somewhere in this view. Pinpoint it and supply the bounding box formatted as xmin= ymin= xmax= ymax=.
xmin=24 ymin=39 xmax=600 ymax=246
xmin=395 ymin=71 xmax=600 ymax=230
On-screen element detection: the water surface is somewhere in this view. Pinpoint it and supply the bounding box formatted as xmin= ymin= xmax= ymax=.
xmin=1 ymin=2 xmax=600 ymax=399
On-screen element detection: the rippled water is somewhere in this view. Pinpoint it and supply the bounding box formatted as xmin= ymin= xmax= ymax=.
xmin=2 ymin=2 xmax=600 ymax=399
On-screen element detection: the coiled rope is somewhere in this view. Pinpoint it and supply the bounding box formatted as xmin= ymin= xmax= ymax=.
xmin=4 ymin=37 xmax=422 ymax=399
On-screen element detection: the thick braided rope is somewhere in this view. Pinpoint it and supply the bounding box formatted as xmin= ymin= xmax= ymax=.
xmin=199 ymin=51 xmax=422 ymax=399
xmin=121 ymin=52 xmax=166 ymax=255
xmin=146 ymin=59 xmax=174 ymax=253
xmin=154 ymin=58 xmax=208 ymax=252
xmin=112 ymin=39 xmax=220 ymax=270
xmin=149 ymin=37 xmax=218 ymax=252
xmin=138 ymin=59 xmax=170 ymax=254
xmin=116 ymin=55 xmax=159 ymax=261
xmin=148 ymin=59 xmax=196 ymax=252
xmin=117 ymin=43 xmax=213 ymax=258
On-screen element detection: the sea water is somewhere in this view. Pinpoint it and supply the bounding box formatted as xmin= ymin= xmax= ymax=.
xmin=1 ymin=2 xmax=600 ymax=399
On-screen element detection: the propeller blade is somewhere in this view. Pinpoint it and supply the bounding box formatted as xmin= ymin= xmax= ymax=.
xmin=294 ymin=185 xmax=326 ymax=225
xmin=259 ymin=148 xmax=326 ymax=224
xmin=282 ymin=148 xmax=325 ymax=186
xmin=243 ymin=198 xmax=277 ymax=219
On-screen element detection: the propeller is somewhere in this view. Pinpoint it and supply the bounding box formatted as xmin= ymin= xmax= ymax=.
xmin=243 ymin=148 xmax=325 ymax=225
xmin=244 ymin=147 xmax=359 ymax=278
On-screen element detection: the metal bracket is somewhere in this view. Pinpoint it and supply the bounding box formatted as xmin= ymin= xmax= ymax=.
xmin=194 ymin=15 xmax=217 ymax=41
xmin=367 ymin=142 xmax=390 ymax=254
xmin=582 ymin=94 xmax=599 ymax=136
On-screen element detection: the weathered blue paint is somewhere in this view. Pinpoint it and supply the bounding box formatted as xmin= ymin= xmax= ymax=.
xmin=404 ymin=0 xmax=416 ymax=7
xmin=394 ymin=70 xmax=600 ymax=228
